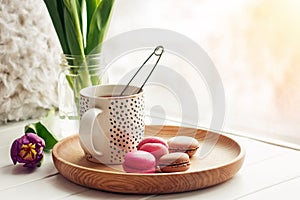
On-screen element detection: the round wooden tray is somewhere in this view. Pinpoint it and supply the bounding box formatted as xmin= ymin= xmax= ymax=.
xmin=52 ymin=125 xmax=245 ymax=194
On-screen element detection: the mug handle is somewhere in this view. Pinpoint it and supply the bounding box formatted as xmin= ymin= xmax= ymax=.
xmin=79 ymin=108 xmax=104 ymax=159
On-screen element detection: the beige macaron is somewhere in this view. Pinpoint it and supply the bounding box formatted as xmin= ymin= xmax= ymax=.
xmin=167 ymin=136 xmax=199 ymax=157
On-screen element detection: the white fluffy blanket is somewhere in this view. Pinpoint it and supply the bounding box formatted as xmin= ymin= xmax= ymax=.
xmin=0 ymin=0 xmax=61 ymax=124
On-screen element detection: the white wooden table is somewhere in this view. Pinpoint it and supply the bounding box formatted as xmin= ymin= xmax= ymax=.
xmin=1 ymin=118 xmax=300 ymax=200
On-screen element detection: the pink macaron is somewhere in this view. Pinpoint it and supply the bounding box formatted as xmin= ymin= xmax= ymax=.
xmin=137 ymin=137 xmax=169 ymax=161
xmin=137 ymin=136 xmax=168 ymax=149
xmin=122 ymin=150 xmax=156 ymax=173
xmin=139 ymin=143 xmax=169 ymax=161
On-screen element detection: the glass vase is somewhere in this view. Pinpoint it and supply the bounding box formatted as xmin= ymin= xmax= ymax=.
xmin=58 ymin=54 xmax=107 ymax=137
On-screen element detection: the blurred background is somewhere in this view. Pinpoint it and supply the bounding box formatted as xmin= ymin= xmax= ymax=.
xmin=1 ymin=0 xmax=299 ymax=147
xmin=107 ymin=0 xmax=300 ymax=146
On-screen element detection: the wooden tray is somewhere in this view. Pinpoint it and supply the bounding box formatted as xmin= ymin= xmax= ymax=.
xmin=52 ymin=125 xmax=245 ymax=194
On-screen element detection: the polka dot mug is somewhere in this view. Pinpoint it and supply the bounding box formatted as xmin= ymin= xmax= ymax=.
xmin=79 ymin=85 xmax=145 ymax=164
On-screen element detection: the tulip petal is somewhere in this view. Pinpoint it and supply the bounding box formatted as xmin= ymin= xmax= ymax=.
xmin=10 ymin=140 xmax=19 ymax=165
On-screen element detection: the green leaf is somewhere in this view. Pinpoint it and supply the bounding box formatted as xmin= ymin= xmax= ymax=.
xmin=25 ymin=122 xmax=58 ymax=151
xmin=81 ymin=0 xmax=87 ymax=47
xmin=63 ymin=0 xmax=85 ymax=56
xmin=86 ymin=0 xmax=100 ymax=42
xmin=24 ymin=123 xmax=37 ymax=134
xmin=35 ymin=122 xmax=59 ymax=151
xmin=85 ymin=0 xmax=115 ymax=54
xmin=44 ymin=0 xmax=70 ymax=54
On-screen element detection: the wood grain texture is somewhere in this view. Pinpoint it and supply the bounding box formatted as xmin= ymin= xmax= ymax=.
xmin=52 ymin=125 xmax=245 ymax=194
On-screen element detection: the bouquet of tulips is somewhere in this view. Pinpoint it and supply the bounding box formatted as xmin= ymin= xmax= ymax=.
xmin=44 ymin=0 xmax=115 ymax=108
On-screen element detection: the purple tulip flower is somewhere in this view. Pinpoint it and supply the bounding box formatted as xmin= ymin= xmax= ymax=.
xmin=10 ymin=133 xmax=45 ymax=168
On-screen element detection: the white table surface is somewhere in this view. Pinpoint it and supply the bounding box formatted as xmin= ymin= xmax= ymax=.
xmin=1 ymin=118 xmax=300 ymax=200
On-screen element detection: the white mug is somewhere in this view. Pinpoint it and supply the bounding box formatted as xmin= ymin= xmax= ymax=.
xmin=79 ymin=85 xmax=145 ymax=164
